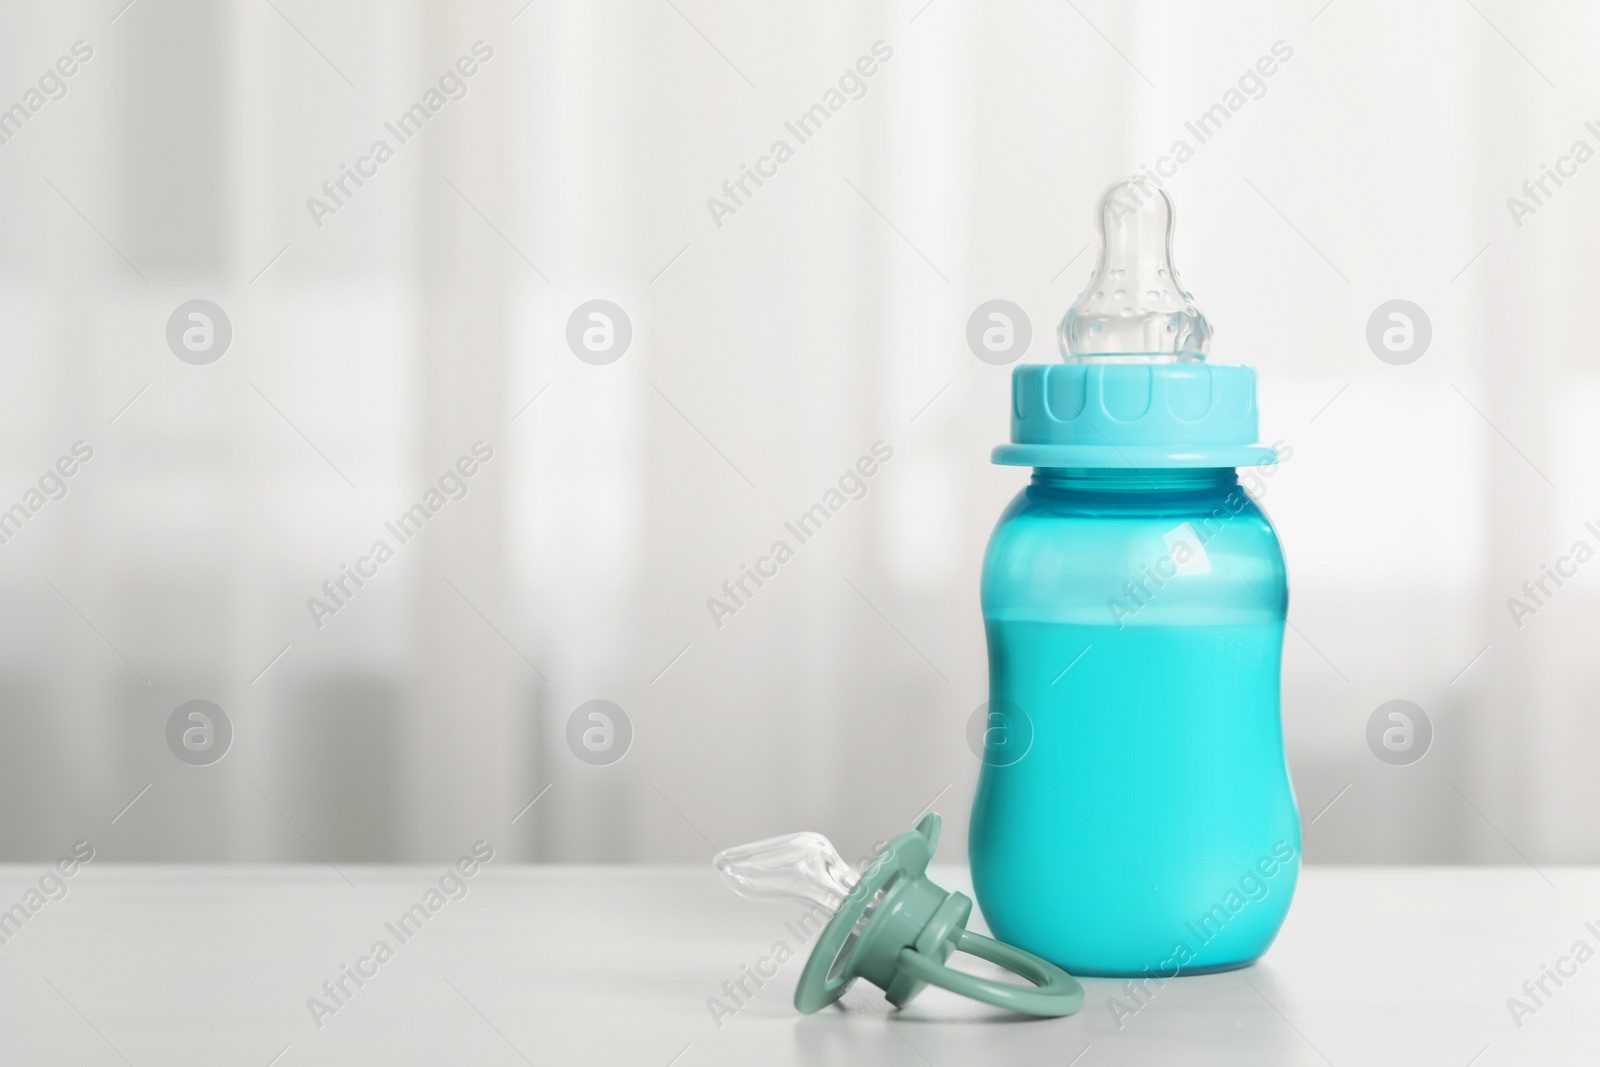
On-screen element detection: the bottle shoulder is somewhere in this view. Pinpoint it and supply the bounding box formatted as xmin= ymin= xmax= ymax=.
xmin=982 ymin=483 xmax=1286 ymax=624
xmin=992 ymin=483 xmax=1280 ymax=540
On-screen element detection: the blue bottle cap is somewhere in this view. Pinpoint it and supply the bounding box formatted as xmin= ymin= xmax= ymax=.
xmin=993 ymin=361 xmax=1279 ymax=469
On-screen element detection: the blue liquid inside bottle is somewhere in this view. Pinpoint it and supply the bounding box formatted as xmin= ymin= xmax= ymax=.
xmin=970 ymin=469 xmax=1300 ymax=976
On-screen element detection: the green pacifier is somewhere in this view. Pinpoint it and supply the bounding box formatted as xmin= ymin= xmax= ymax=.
xmin=714 ymin=813 xmax=1083 ymax=1017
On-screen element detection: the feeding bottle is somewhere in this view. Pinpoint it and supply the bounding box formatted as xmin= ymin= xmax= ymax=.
xmin=968 ymin=178 xmax=1300 ymax=976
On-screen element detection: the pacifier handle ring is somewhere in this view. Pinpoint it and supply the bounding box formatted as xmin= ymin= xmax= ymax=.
xmin=893 ymin=929 xmax=1084 ymax=1017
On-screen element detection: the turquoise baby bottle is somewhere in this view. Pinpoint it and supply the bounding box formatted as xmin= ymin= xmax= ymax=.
xmin=969 ymin=178 xmax=1300 ymax=977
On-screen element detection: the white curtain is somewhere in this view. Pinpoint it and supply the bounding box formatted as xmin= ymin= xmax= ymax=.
xmin=0 ymin=0 xmax=1591 ymax=864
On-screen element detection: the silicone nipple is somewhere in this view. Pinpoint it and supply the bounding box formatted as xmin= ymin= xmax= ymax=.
xmin=1060 ymin=177 xmax=1211 ymax=362
xmin=714 ymin=831 xmax=858 ymax=912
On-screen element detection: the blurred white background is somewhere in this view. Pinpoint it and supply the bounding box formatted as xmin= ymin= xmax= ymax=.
xmin=0 ymin=0 xmax=1592 ymax=866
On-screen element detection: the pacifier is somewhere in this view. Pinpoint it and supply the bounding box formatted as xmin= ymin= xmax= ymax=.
xmin=714 ymin=813 xmax=1084 ymax=1017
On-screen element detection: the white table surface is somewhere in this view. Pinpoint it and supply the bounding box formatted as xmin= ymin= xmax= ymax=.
xmin=0 ymin=863 xmax=1592 ymax=1066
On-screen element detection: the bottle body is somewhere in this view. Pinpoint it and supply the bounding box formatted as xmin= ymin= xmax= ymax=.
xmin=969 ymin=468 xmax=1299 ymax=977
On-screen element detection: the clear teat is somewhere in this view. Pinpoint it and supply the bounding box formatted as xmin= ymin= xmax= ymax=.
xmin=714 ymin=831 xmax=859 ymax=912
xmin=1060 ymin=177 xmax=1211 ymax=362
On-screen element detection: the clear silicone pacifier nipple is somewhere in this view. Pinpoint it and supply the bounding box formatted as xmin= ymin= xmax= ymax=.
xmin=714 ymin=830 xmax=859 ymax=912
xmin=713 ymin=813 xmax=1083 ymax=1017
xmin=1060 ymin=177 xmax=1212 ymax=362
